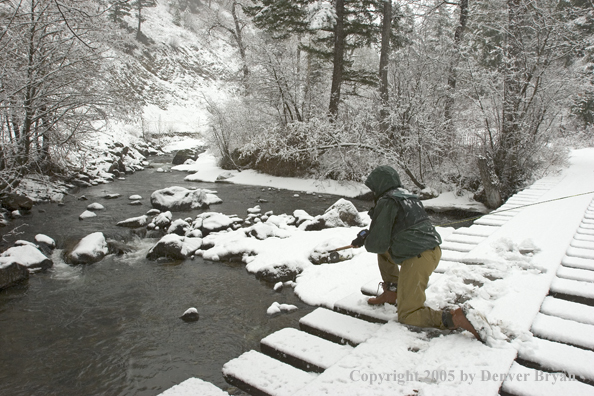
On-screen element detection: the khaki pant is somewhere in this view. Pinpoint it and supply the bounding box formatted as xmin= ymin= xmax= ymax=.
xmin=377 ymin=247 xmax=445 ymax=329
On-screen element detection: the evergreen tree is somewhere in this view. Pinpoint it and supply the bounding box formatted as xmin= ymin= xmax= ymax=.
xmin=247 ymin=0 xmax=384 ymax=116
xmin=108 ymin=0 xmax=132 ymax=26
xmin=133 ymin=0 xmax=157 ymax=40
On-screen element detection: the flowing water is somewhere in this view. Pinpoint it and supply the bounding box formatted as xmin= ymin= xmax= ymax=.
xmin=0 ymin=156 xmax=474 ymax=395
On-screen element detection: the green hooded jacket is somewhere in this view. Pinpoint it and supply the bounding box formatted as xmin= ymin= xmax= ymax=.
xmin=363 ymin=165 xmax=442 ymax=263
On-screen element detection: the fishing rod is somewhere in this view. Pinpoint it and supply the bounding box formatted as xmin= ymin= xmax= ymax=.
xmin=434 ymin=190 xmax=594 ymax=228
xmin=325 ymin=190 xmax=594 ymax=259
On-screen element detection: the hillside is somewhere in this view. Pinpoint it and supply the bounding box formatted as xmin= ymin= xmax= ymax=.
xmin=106 ymin=0 xmax=240 ymax=138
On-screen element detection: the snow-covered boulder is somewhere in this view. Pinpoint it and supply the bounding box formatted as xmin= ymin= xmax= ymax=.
xmin=247 ymin=205 xmax=261 ymax=214
xmin=167 ymin=219 xmax=191 ymax=236
xmin=200 ymin=231 xmax=257 ymax=262
xmin=245 ymin=223 xmax=291 ymax=240
xmin=146 ymin=234 xmax=203 ymax=260
xmin=104 ymin=193 xmax=121 ymax=199
xmin=67 ymin=232 xmax=109 ymax=265
xmin=0 ymin=193 xmax=33 ymax=212
xmin=298 ymin=199 xmax=365 ymax=231
xmin=180 ymin=307 xmax=200 ymax=322
xmin=186 ymin=229 xmax=203 ymax=238
xmin=129 ymin=194 xmax=142 ymax=200
xmin=256 ymin=264 xmax=303 ymax=283
xmin=172 ymin=149 xmax=199 ymax=165
xmin=265 ymin=214 xmax=296 ymax=229
xmin=79 ymin=210 xmax=97 ymax=220
xmin=266 ymin=302 xmax=298 ymax=315
xmin=0 ymin=260 xmax=29 ymax=289
xmin=152 ymin=211 xmax=172 ymax=228
xmin=198 ymin=212 xmax=243 ymax=235
xmin=35 ymin=234 xmax=56 ymax=251
xmin=0 ymin=244 xmax=53 ymax=271
xmin=293 ymin=210 xmax=314 ymax=227
xmin=150 ymin=186 xmax=222 ymax=211
xmin=117 ymin=215 xmax=149 ymax=228
xmin=321 ymin=198 xmax=365 ymax=228
xmin=87 ymin=202 xmax=105 ymax=211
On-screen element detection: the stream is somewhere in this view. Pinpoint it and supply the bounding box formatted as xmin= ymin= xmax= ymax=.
xmin=0 ymin=155 xmax=475 ymax=395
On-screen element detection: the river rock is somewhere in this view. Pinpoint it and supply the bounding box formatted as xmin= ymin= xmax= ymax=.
xmin=150 ymin=187 xmax=222 ymax=212
xmin=0 ymin=193 xmax=33 ymax=212
xmin=0 ymin=212 xmax=9 ymax=227
xmin=180 ymin=307 xmax=200 ymax=322
xmin=106 ymin=239 xmax=134 ymax=256
xmin=245 ymin=223 xmax=291 ymax=240
xmin=152 ymin=211 xmax=172 ymax=228
xmin=321 ymin=198 xmax=365 ymax=227
xmin=167 ymin=219 xmax=190 ymax=236
xmin=0 ymin=261 xmax=29 ymax=289
xmin=293 ymin=210 xmax=314 ymax=227
xmin=117 ymin=215 xmax=149 ymax=228
xmin=67 ymin=232 xmax=109 ymax=265
xmin=146 ymin=234 xmax=202 ymax=261
xmin=172 ymin=149 xmax=199 ymax=165
xmin=256 ymin=264 xmax=302 ymax=283
xmin=87 ymin=203 xmax=105 ymax=211
xmin=79 ymin=210 xmax=97 ymax=220
xmin=198 ymin=212 xmax=243 ymax=235
xmin=35 ymin=234 xmax=56 ymax=249
xmin=298 ymin=199 xmax=365 ymax=231
xmin=0 ymin=244 xmax=53 ymax=271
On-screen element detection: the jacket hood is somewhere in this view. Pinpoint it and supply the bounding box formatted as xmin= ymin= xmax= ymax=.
xmin=365 ymin=165 xmax=402 ymax=197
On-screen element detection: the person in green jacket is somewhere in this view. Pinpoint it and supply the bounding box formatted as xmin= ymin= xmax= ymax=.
xmin=351 ymin=165 xmax=480 ymax=340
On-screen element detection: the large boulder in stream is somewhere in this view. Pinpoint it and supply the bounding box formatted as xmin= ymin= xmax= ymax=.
xmin=67 ymin=232 xmax=109 ymax=265
xmin=172 ymin=149 xmax=199 ymax=165
xmin=297 ymin=199 xmax=366 ymax=231
xmin=146 ymin=234 xmax=202 ymax=260
xmin=0 ymin=261 xmax=29 ymax=289
xmin=150 ymin=187 xmax=222 ymax=212
xmin=117 ymin=215 xmax=150 ymax=228
xmin=0 ymin=193 xmax=33 ymax=212
xmin=0 ymin=244 xmax=53 ymax=271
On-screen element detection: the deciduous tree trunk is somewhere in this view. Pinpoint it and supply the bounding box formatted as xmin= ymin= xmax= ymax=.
xmin=478 ymin=156 xmax=502 ymax=209
xmin=379 ymin=0 xmax=391 ymax=135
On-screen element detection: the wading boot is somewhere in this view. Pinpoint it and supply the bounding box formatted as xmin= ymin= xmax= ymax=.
xmin=367 ymin=282 xmax=397 ymax=305
xmin=443 ymin=308 xmax=482 ymax=341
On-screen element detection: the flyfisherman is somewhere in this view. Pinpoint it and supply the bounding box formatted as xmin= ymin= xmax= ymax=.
xmin=351 ymin=165 xmax=481 ymax=340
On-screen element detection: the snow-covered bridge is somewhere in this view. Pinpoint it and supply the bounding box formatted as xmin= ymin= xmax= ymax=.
xmin=160 ymin=148 xmax=594 ymax=396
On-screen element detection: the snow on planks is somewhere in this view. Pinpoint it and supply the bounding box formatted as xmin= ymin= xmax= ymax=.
xmin=260 ymin=328 xmax=353 ymax=373
xmin=531 ymin=313 xmax=594 ymax=350
xmin=158 ymin=378 xmax=230 ymax=396
xmin=222 ymin=350 xmax=316 ymax=396
xmin=298 ymin=307 xmax=382 ymax=346
xmin=502 ymin=363 xmax=594 ymax=396
xmin=540 ymin=297 xmax=594 ymax=325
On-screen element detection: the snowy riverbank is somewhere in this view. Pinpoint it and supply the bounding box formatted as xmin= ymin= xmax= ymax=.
xmin=159 ymin=147 xmax=594 ymax=396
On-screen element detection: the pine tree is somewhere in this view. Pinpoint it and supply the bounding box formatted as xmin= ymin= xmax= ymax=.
xmin=133 ymin=0 xmax=157 ymax=40
xmin=247 ymin=0 xmax=384 ymax=117
xmin=108 ymin=0 xmax=132 ymax=26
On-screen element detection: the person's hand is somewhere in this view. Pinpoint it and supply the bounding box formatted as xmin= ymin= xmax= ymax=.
xmin=351 ymin=229 xmax=369 ymax=248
